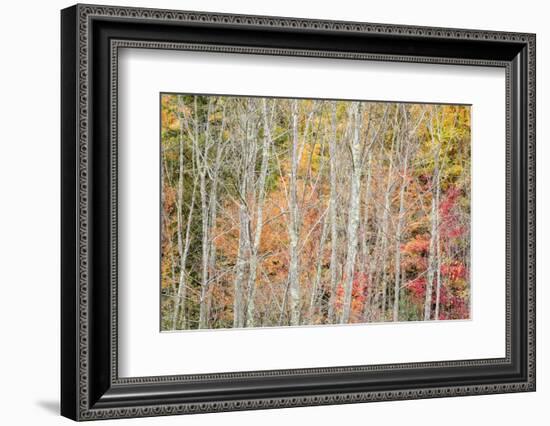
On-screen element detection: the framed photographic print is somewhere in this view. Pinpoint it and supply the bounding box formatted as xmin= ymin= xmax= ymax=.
xmin=61 ymin=4 xmax=536 ymax=421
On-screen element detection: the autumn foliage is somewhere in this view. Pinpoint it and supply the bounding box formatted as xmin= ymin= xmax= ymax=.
xmin=160 ymin=95 xmax=471 ymax=330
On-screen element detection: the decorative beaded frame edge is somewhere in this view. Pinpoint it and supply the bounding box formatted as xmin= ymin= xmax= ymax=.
xmin=62 ymin=3 xmax=535 ymax=421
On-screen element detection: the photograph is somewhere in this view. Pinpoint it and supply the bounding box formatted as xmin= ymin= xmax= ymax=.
xmin=160 ymin=94 xmax=472 ymax=331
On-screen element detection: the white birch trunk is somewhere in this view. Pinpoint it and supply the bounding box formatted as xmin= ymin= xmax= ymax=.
xmin=201 ymin=117 xmax=225 ymax=328
xmin=288 ymin=99 xmax=301 ymax=326
xmin=434 ymin=197 xmax=442 ymax=320
xmin=360 ymin=152 xmax=373 ymax=318
xmin=433 ymin=136 xmax=443 ymax=319
xmin=197 ymin=100 xmax=215 ymax=329
xmin=171 ymin=98 xmax=197 ymax=329
xmin=341 ymin=103 xmax=363 ymax=323
xmin=327 ymin=102 xmax=340 ymax=323
xmin=378 ymin=128 xmax=396 ymax=319
xmin=424 ymin=193 xmax=438 ymax=320
xmin=309 ymin=214 xmax=329 ymax=320
xmin=424 ymin=112 xmax=441 ymax=321
xmin=361 ymin=153 xmax=373 ymax=274
xmin=233 ymin=101 xmax=254 ymax=328
xmin=392 ymin=139 xmax=410 ymax=322
xmin=233 ymin=202 xmax=250 ymax=328
xmin=245 ymin=99 xmax=272 ymax=327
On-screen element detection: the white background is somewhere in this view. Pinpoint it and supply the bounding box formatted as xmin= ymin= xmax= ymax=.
xmin=119 ymin=49 xmax=505 ymax=377
xmin=0 ymin=0 xmax=547 ymax=425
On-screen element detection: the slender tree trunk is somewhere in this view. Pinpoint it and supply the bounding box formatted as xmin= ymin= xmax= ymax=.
xmin=424 ymin=193 xmax=438 ymax=320
xmin=309 ymin=214 xmax=329 ymax=320
xmin=233 ymin=101 xmax=254 ymax=328
xmin=198 ymin=167 xmax=210 ymax=328
xmin=361 ymin=153 xmax=373 ymax=275
xmin=361 ymin=106 xmax=391 ymax=321
xmin=173 ymin=182 xmax=196 ymax=330
xmin=392 ymin=141 xmax=410 ymax=322
xmin=197 ymin=100 xmax=215 ymax=329
xmin=171 ymin=99 xmax=197 ymax=329
xmin=161 ymin=156 xmax=177 ymax=295
xmin=234 ymin=203 xmax=250 ymax=328
xmin=245 ymin=99 xmax=272 ymax=327
xmin=378 ymin=128 xmax=396 ymax=319
xmin=434 ymin=204 xmax=442 ymax=320
xmin=365 ymin=204 xmax=383 ymax=321
xmin=327 ymin=102 xmax=340 ymax=323
xmin=201 ymin=108 xmax=227 ymax=328
xmin=288 ymin=99 xmax=301 ymax=326
xmin=360 ymin=152 xmax=373 ymax=316
xmin=424 ymin=113 xmax=441 ymax=321
xmin=434 ymin=151 xmax=443 ymax=319
xmin=278 ymin=277 xmax=290 ymax=326
xmin=341 ymin=103 xmax=363 ymax=323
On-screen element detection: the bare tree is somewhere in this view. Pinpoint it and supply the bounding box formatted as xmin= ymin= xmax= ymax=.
xmin=192 ymin=99 xmax=218 ymax=328
xmin=171 ymin=96 xmax=199 ymax=330
xmin=392 ymin=106 xmax=425 ymax=321
xmin=433 ymin=111 xmax=445 ymax=320
xmin=288 ymin=99 xmax=302 ymax=325
xmin=341 ymin=102 xmax=364 ymax=323
xmin=245 ymin=99 xmax=273 ymax=327
xmin=392 ymin=136 xmax=409 ymax=321
xmin=377 ymin=107 xmax=399 ymax=319
xmin=424 ymin=107 xmax=442 ymax=321
xmin=233 ymin=99 xmax=257 ymax=328
xmin=327 ymin=101 xmax=340 ymax=323
xmin=202 ymin=104 xmax=228 ymax=327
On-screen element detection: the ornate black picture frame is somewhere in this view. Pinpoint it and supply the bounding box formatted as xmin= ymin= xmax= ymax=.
xmin=61 ymin=4 xmax=536 ymax=421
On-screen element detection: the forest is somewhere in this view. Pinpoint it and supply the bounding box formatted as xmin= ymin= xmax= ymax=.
xmin=160 ymin=94 xmax=471 ymax=331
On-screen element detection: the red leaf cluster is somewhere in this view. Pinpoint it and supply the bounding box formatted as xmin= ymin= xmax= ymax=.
xmin=406 ymin=276 xmax=427 ymax=303
xmin=441 ymin=261 xmax=467 ymax=281
xmin=334 ymin=272 xmax=368 ymax=319
xmin=439 ymin=186 xmax=466 ymax=241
